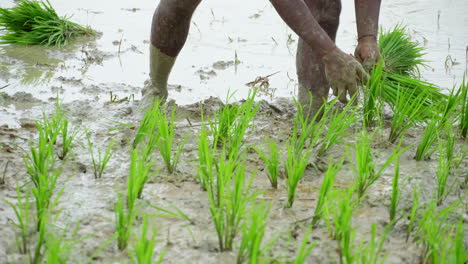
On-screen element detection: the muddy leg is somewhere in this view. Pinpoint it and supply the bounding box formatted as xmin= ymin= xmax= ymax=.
xmin=296 ymin=0 xmax=341 ymax=120
xmin=142 ymin=0 xmax=202 ymax=104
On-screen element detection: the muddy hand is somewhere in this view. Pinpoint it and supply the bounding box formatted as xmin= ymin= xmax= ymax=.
xmin=322 ymin=47 xmax=368 ymax=104
xmin=354 ymin=36 xmax=381 ymax=71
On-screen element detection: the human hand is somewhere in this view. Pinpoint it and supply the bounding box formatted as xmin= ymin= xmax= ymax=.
xmin=354 ymin=36 xmax=381 ymax=71
xmin=322 ymin=47 xmax=368 ymax=104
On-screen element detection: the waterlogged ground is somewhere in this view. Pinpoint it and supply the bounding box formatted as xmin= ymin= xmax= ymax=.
xmin=0 ymin=0 xmax=467 ymax=263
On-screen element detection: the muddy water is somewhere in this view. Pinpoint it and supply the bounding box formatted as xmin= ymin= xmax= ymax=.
xmin=0 ymin=0 xmax=467 ymax=263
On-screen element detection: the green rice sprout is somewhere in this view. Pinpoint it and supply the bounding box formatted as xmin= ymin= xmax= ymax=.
xmin=153 ymin=103 xmax=187 ymax=174
xmin=128 ymin=148 xmax=155 ymax=202
xmin=292 ymin=225 xmax=316 ymax=264
xmin=131 ymin=217 xmax=166 ymax=264
xmin=370 ymin=26 xmax=448 ymax=122
xmin=435 ymin=141 xmax=453 ymax=206
xmin=329 ymin=188 xmax=357 ymax=263
xmin=406 ymin=186 xmax=420 ymax=242
xmin=284 ymin=138 xmax=312 ymax=208
xmin=388 ymin=87 xmax=429 ymax=143
xmin=356 ymin=224 xmax=390 ymax=264
xmin=311 ymin=157 xmax=343 ymax=227
xmin=58 ymin=119 xmax=78 ymax=160
xmin=237 ymin=202 xmax=270 ymax=264
xmin=415 ymin=117 xmax=439 ymax=161
xmin=363 ymin=60 xmax=384 ymax=128
xmin=210 ymin=91 xmax=240 ymax=147
xmin=24 ymin=122 xmax=63 ymax=231
xmin=4 ymin=186 xmax=31 ymax=254
xmin=85 ymin=130 xmax=114 ymax=179
xmin=417 ymin=201 xmax=465 ymax=263
xmin=146 ymin=200 xmax=193 ymax=224
xmin=133 ymin=100 xmax=161 ymax=161
xmin=196 ymin=123 xmax=216 ymax=191
xmin=253 ymin=138 xmax=280 ymax=189
xmin=210 ymin=89 xmax=260 ymax=159
xmin=206 ymin=149 xmax=256 ymax=251
xmin=452 ymin=220 xmax=468 ymax=263
xmin=318 ymin=97 xmax=359 ymax=156
xmin=115 ymin=192 xmax=136 ymax=251
xmin=352 ymin=132 xmax=408 ymax=200
xmin=45 ymin=223 xmax=87 ymax=263
xmin=379 ymin=25 xmax=426 ymax=76
xmin=459 ymin=75 xmax=468 ymax=138
xmin=389 ymin=157 xmax=400 ymax=223
xmin=0 ymin=0 xmax=94 ymax=46
xmin=284 ymin=98 xmax=332 ymax=208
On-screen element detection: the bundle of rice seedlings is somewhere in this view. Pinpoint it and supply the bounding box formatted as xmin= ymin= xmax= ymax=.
xmin=0 ymin=0 xmax=93 ymax=46
xmin=365 ymin=25 xmax=448 ymax=122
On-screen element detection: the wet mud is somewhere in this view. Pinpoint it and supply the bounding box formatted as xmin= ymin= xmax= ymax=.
xmin=0 ymin=0 xmax=467 ymax=263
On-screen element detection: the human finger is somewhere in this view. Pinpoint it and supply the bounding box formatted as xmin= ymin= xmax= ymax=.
xmin=356 ymin=64 xmax=369 ymax=83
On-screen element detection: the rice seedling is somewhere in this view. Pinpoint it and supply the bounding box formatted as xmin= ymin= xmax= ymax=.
xmin=329 ymin=188 xmax=357 ymax=264
xmin=362 ymin=60 xmax=384 ymax=128
xmin=459 ymin=76 xmax=468 ymax=138
xmin=284 ymin=138 xmax=312 ymax=208
xmin=406 ymin=186 xmax=420 ymax=242
xmin=115 ymin=192 xmax=136 ymax=251
xmin=284 ymin=98 xmax=331 ymax=208
xmin=0 ymin=0 xmax=94 ymax=46
xmin=318 ymin=97 xmax=359 ymax=156
xmin=388 ymin=88 xmax=429 ymax=143
xmin=206 ymin=149 xmax=256 ymax=251
xmin=128 ymin=148 xmax=156 ymax=201
xmin=452 ymin=220 xmax=468 ymax=263
xmin=415 ymin=117 xmax=439 ymax=161
xmin=57 ymin=118 xmax=79 ymax=160
xmin=146 ymin=199 xmax=193 ymax=224
xmin=417 ymin=201 xmax=466 ymax=263
xmin=130 ymin=217 xmax=166 ymax=264
xmin=4 ymin=186 xmax=31 ymax=254
xmin=210 ymin=91 xmax=241 ymax=147
xmin=380 ymin=74 xmax=445 ymax=120
xmin=389 ymin=157 xmax=400 ymax=223
xmin=355 ymin=224 xmax=390 ymax=264
xmin=253 ymin=138 xmax=280 ymax=189
xmin=196 ymin=123 xmax=216 ymax=190
xmin=44 ymin=223 xmax=87 ymax=263
xmin=237 ymin=202 xmax=270 ymax=264
xmin=153 ymin=103 xmax=187 ymax=174
xmin=311 ymin=157 xmax=343 ymax=227
xmin=210 ymin=89 xmax=260 ymax=159
xmin=435 ymin=142 xmax=453 ymax=206
xmin=352 ymin=132 xmax=408 ymax=200
xmin=292 ymin=225 xmax=316 ymax=264
xmin=85 ymin=130 xmax=114 ymax=179
xmin=24 ymin=122 xmax=63 ymax=231
xmin=378 ymin=25 xmax=426 ymax=76
xmin=440 ymin=85 xmax=462 ymax=127
xmin=369 ymin=26 xmax=447 ymax=123
xmin=133 ymin=100 xmax=161 ymax=161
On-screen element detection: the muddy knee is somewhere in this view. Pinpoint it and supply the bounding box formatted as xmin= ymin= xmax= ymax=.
xmin=151 ymin=0 xmax=202 ymax=57
xmin=144 ymin=0 xmax=202 ymax=103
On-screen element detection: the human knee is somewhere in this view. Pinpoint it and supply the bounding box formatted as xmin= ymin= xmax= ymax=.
xmin=159 ymin=0 xmax=202 ymax=16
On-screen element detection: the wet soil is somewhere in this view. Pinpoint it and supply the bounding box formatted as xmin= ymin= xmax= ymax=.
xmin=0 ymin=0 xmax=467 ymax=263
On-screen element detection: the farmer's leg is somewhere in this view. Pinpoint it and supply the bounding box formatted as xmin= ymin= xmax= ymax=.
xmin=142 ymin=0 xmax=202 ymax=102
xmin=296 ymin=0 xmax=341 ymax=120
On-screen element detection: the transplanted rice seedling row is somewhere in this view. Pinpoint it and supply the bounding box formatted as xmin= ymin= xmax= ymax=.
xmin=4 ymin=100 xmax=85 ymax=262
